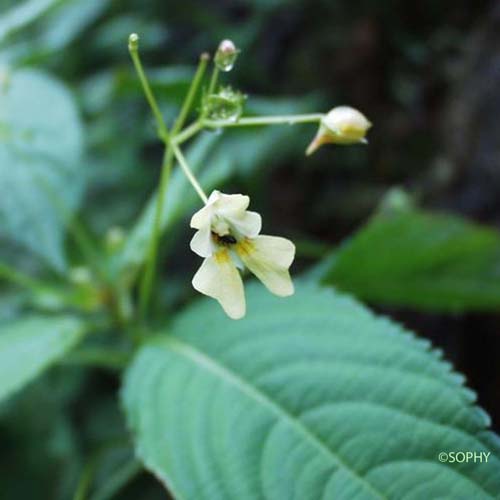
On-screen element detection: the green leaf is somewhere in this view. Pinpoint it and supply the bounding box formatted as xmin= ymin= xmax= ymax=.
xmin=0 ymin=69 xmax=84 ymax=270
xmin=122 ymin=282 xmax=500 ymax=499
xmin=0 ymin=314 xmax=84 ymax=403
xmin=39 ymin=0 xmax=111 ymax=53
xmin=0 ymin=0 xmax=60 ymax=44
xmin=321 ymin=209 xmax=500 ymax=312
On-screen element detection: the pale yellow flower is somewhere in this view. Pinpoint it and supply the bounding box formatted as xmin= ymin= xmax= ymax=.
xmin=306 ymin=106 xmax=372 ymax=155
xmin=190 ymin=190 xmax=295 ymax=319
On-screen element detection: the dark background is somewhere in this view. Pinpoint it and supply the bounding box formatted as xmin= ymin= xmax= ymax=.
xmin=1 ymin=0 xmax=500 ymax=498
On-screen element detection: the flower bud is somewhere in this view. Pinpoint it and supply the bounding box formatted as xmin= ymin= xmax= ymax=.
xmin=105 ymin=226 xmax=125 ymax=253
xmin=306 ymin=106 xmax=372 ymax=156
xmin=128 ymin=33 xmax=139 ymax=52
xmin=69 ymin=266 xmax=92 ymax=286
xmin=214 ymin=39 xmax=239 ymax=72
xmin=204 ymin=86 xmax=246 ymax=121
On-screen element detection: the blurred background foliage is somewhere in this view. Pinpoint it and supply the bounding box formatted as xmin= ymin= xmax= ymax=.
xmin=1 ymin=0 xmax=500 ymax=498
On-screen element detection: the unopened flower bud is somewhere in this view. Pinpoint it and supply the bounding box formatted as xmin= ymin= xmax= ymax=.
xmin=105 ymin=226 xmax=125 ymax=253
xmin=128 ymin=33 xmax=139 ymax=52
xmin=214 ymin=39 xmax=239 ymax=72
xmin=306 ymin=106 xmax=372 ymax=156
xmin=69 ymin=266 xmax=92 ymax=286
xmin=204 ymin=86 xmax=246 ymax=121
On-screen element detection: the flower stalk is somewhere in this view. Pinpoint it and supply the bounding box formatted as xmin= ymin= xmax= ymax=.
xmin=128 ymin=34 xmax=168 ymax=141
xmin=203 ymin=113 xmax=324 ymax=128
xmin=128 ymin=34 xmax=371 ymax=322
xmin=172 ymin=52 xmax=210 ymax=135
xmin=171 ymin=143 xmax=208 ymax=204
xmin=137 ymin=146 xmax=173 ymax=322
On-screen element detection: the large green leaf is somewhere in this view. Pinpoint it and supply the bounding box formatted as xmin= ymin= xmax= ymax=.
xmin=321 ymin=209 xmax=500 ymax=312
xmin=122 ymin=282 xmax=500 ymax=499
xmin=0 ymin=314 xmax=84 ymax=403
xmin=38 ymin=0 xmax=110 ymax=53
xmin=0 ymin=0 xmax=59 ymax=44
xmin=0 ymin=69 xmax=84 ymax=270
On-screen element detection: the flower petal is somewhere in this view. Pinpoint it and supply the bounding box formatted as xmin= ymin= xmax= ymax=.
xmin=192 ymin=249 xmax=246 ymax=319
xmin=322 ymin=106 xmax=372 ymax=142
xmin=237 ymin=235 xmax=295 ymax=297
xmin=214 ymin=192 xmax=250 ymax=215
xmin=190 ymin=191 xmax=251 ymax=230
xmin=190 ymin=204 xmax=214 ymax=229
xmin=227 ymin=210 xmax=262 ymax=238
xmin=190 ymin=225 xmax=215 ymax=258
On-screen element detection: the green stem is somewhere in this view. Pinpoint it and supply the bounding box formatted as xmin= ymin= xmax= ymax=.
xmin=73 ymin=459 xmax=96 ymax=500
xmin=172 ymin=53 xmax=209 ymax=135
xmin=0 ymin=262 xmax=46 ymax=293
xmin=207 ymin=66 xmax=220 ymax=97
xmin=138 ymin=146 xmax=174 ymax=322
xmin=172 ymin=120 xmax=203 ymax=145
xmin=128 ymin=34 xmax=169 ymax=141
xmin=173 ymin=113 xmax=323 ymax=145
xmin=90 ymin=460 xmax=142 ymax=500
xmin=0 ymin=261 xmax=80 ymax=309
xmin=61 ymin=348 xmax=130 ymax=370
xmin=171 ymin=143 xmax=208 ymax=203
xmin=204 ymin=113 xmax=324 ymax=128
xmin=73 ymin=440 xmax=132 ymax=500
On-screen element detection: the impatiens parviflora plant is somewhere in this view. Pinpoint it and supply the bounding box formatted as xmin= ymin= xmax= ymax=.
xmin=128 ymin=34 xmax=371 ymax=319
xmin=3 ymin=26 xmax=500 ymax=500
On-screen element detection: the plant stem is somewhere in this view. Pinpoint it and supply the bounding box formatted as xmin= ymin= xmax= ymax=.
xmin=73 ymin=440 xmax=133 ymax=500
xmin=204 ymin=113 xmax=324 ymax=128
xmin=172 ymin=53 xmax=209 ymax=135
xmin=0 ymin=262 xmax=46 ymax=293
xmin=138 ymin=146 xmax=174 ymax=323
xmin=172 ymin=120 xmax=203 ymax=145
xmin=128 ymin=35 xmax=178 ymax=324
xmin=171 ymin=112 xmax=322 ymax=150
xmin=173 ymin=113 xmax=323 ymax=146
xmin=73 ymin=459 xmax=96 ymax=500
xmin=90 ymin=460 xmax=142 ymax=500
xmin=207 ymin=65 xmax=219 ymax=97
xmin=128 ymin=34 xmax=169 ymax=141
xmin=61 ymin=348 xmax=131 ymax=370
xmin=0 ymin=261 xmax=84 ymax=309
xmin=171 ymin=143 xmax=208 ymax=203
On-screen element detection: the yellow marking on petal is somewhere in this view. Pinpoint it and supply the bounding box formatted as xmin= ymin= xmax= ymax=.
xmin=235 ymin=238 xmax=255 ymax=257
xmin=214 ymin=248 xmax=231 ymax=264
